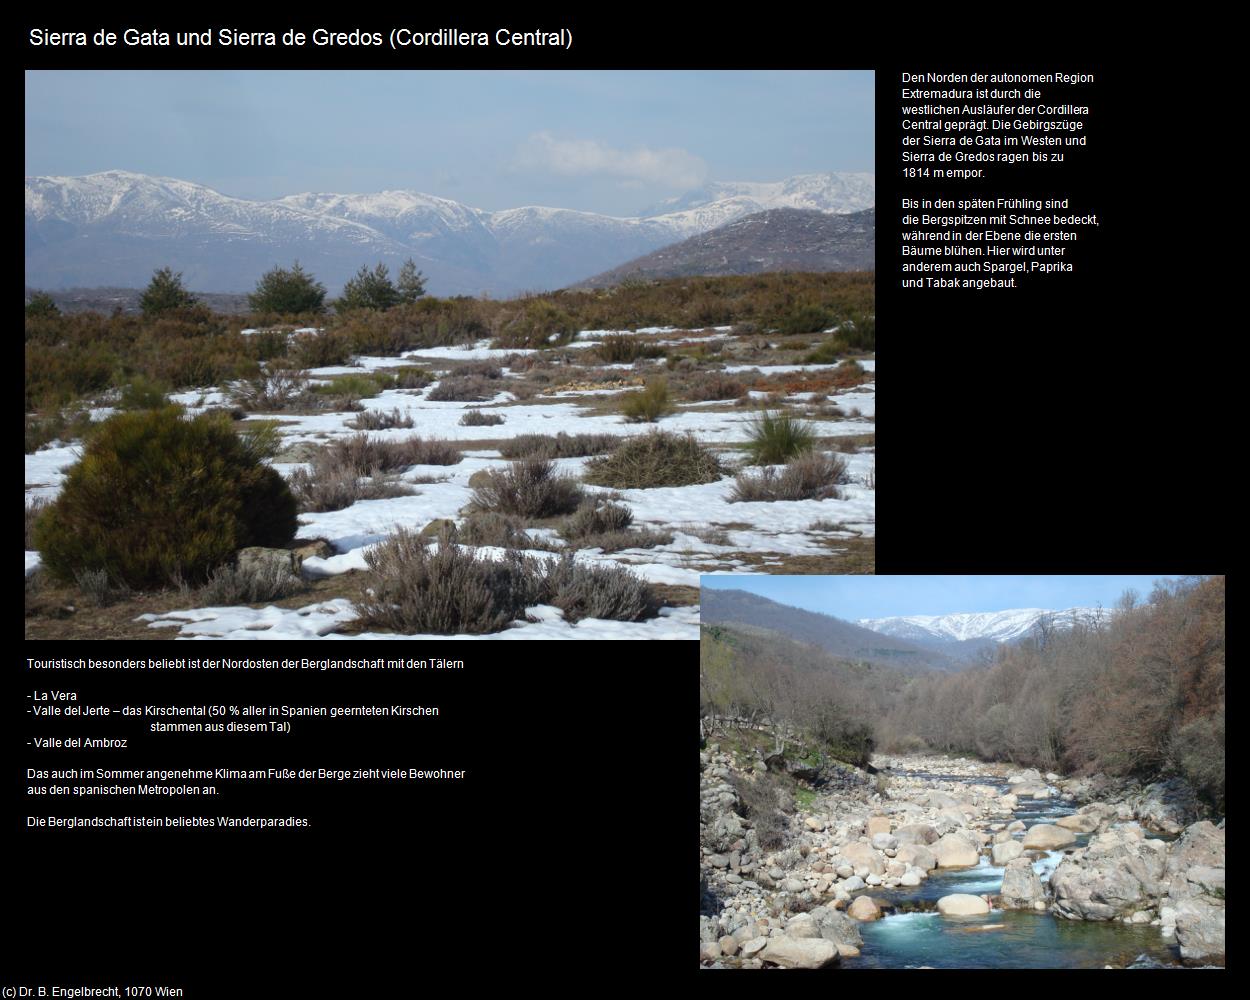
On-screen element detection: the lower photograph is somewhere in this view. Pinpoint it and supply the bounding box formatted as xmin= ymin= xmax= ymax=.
xmin=697 ymin=574 xmax=1225 ymax=969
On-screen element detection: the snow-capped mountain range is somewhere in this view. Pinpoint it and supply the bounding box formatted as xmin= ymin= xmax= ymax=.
xmin=25 ymin=170 xmax=875 ymax=297
xmin=857 ymin=607 xmax=1112 ymax=645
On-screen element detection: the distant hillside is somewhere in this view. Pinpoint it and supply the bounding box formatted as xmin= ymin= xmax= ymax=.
xmin=25 ymin=286 xmax=251 ymax=315
xmin=700 ymin=588 xmax=957 ymax=672
xmin=574 ymin=208 xmax=874 ymax=288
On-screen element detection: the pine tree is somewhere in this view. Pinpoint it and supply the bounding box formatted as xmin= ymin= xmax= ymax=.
xmin=248 ymin=261 xmax=327 ymax=315
xmin=397 ymin=258 xmax=427 ymax=304
xmin=140 ymin=267 xmax=198 ymax=316
xmin=336 ymin=263 xmax=400 ymax=312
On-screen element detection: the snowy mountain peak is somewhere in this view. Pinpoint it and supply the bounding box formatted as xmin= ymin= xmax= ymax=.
xmin=26 ymin=169 xmax=875 ymax=296
xmin=857 ymin=607 xmax=1111 ymax=645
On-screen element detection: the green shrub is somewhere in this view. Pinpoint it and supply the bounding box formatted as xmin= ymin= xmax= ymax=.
xmin=556 ymin=500 xmax=674 ymax=552
xmin=497 ymin=433 xmax=622 ymax=460
xmin=495 ymin=298 xmax=578 ymax=348
xmin=354 ymin=528 xmax=546 ymax=634
xmin=685 ymin=373 xmax=747 ymax=402
xmin=25 ymin=409 xmax=97 ymax=454
xmin=543 ymin=556 xmax=655 ymax=622
xmin=804 ymin=338 xmax=847 ymax=364
xmin=558 ymin=499 xmax=634 ymax=541
xmin=348 ymin=407 xmax=415 ymax=430
xmin=467 ymin=459 xmax=583 ymax=518
xmin=595 ymin=335 xmax=666 ymax=364
xmin=199 ymin=559 xmax=307 ymax=605
xmin=459 ymin=408 xmax=505 ymax=427
xmin=290 ymin=330 xmax=354 ymax=369
xmin=730 ymin=452 xmax=848 ymax=502
xmin=456 ymin=511 xmax=532 ymax=549
xmin=838 ymin=314 xmax=875 ymax=351
xmin=33 ymin=407 xmax=298 ymax=588
xmin=427 ymin=375 xmax=498 ymax=402
xmin=1170 ymin=715 xmax=1225 ymax=811
xmin=287 ymin=464 xmax=414 ymax=513
xmin=25 ymin=497 xmax=50 ymax=550
xmin=312 ymin=374 xmax=388 ymax=400
xmin=25 ymin=291 xmax=60 ymax=318
xmin=620 ymin=378 xmax=674 ymax=422
xmin=744 ymin=410 xmax=816 ymax=465
xmin=354 ymin=528 xmax=655 ymax=634
xmin=583 ymin=431 xmax=725 ymax=489
xmin=117 ymin=375 xmax=172 ymax=411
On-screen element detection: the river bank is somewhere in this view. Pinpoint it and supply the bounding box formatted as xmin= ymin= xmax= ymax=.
xmin=699 ymin=748 xmax=1225 ymax=968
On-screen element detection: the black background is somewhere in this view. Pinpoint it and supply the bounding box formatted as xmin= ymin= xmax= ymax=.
xmin=19 ymin=13 xmax=1225 ymax=991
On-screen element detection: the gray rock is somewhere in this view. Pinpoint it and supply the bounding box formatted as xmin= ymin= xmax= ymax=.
xmin=706 ymin=853 xmax=729 ymax=869
xmin=1000 ymin=857 xmax=1046 ymax=910
xmin=237 ymin=546 xmax=297 ymax=576
xmin=741 ymin=937 xmax=768 ymax=957
xmin=1173 ymin=897 xmax=1224 ymax=961
xmin=894 ymin=823 xmax=939 ymax=845
xmin=991 ymin=840 xmax=1024 ymax=866
xmin=1050 ymin=829 xmax=1167 ymax=920
xmin=871 ymin=832 xmax=898 ymax=851
xmin=760 ymin=936 xmax=839 ymax=969
xmin=810 ymin=906 xmax=863 ymax=949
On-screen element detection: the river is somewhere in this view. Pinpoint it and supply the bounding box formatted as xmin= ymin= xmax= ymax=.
xmin=848 ymin=762 xmax=1183 ymax=968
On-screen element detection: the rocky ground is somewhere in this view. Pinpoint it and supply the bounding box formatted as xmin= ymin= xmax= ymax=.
xmin=698 ymin=743 xmax=1225 ymax=969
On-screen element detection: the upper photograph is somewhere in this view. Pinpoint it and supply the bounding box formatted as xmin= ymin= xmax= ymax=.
xmin=25 ymin=70 xmax=875 ymax=640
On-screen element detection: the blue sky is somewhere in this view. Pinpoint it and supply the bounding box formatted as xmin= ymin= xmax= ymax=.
xmin=24 ymin=70 xmax=874 ymax=215
xmin=699 ymin=576 xmax=1178 ymax=620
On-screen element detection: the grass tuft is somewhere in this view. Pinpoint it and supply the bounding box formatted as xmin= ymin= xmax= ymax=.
xmin=730 ymin=451 xmax=849 ymax=502
xmin=582 ymin=431 xmax=725 ymax=489
xmin=744 ymin=410 xmax=816 ymax=465
xmin=467 ymin=459 xmax=583 ymax=518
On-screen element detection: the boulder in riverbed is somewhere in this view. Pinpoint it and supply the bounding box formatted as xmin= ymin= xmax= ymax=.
xmin=841 ymin=842 xmax=885 ymax=875
xmin=847 ymin=896 xmax=882 ymax=921
xmin=1173 ymin=896 xmax=1225 ymax=963
xmin=894 ymin=844 xmax=937 ymax=870
xmin=999 ymin=857 xmax=1046 ymax=910
xmin=760 ymin=936 xmax=839 ymax=969
xmin=866 ymin=815 xmax=892 ymax=837
xmin=1055 ymin=814 xmax=1099 ymax=833
xmin=1021 ymin=824 xmax=1076 ymax=849
xmin=991 ymin=840 xmax=1024 ymax=865
xmin=937 ymin=893 xmax=990 ymax=916
xmin=894 ymin=823 xmax=939 ymax=846
xmin=931 ymin=833 xmax=980 ymax=868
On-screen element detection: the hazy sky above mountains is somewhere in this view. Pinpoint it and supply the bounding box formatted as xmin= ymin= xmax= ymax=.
xmin=701 ymin=576 xmax=1175 ymax=620
xmin=24 ymin=70 xmax=874 ymax=216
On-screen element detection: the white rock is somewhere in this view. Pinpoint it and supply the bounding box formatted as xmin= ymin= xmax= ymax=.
xmin=937 ymin=893 xmax=991 ymax=916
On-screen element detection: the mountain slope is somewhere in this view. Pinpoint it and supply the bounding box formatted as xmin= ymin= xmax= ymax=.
xmin=25 ymin=171 xmax=875 ymax=297
xmin=700 ymin=588 xmax=956 ymax=672
xmin=574 ymin=208 xmax=874 ymax=288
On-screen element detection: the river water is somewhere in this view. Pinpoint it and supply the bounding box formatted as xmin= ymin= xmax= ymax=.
xmin=849 ymin=765 xmax=1182 ymax=969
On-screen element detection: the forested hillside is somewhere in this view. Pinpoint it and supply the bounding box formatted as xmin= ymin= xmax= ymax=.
xmin=700 ymin=576 xmax=1225 ymax=809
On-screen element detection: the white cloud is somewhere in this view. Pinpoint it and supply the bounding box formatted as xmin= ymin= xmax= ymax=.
xmin=514 ymin=132 xmax=707 ymax=189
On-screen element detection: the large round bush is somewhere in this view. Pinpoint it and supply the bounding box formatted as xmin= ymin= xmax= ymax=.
xmin=33 ymin=407 xmax=297 ymax=588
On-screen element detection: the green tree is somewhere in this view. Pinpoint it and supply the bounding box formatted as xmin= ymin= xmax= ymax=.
xmin=397 ymin=258 xmax=427 ymax=304
xmin=140 ymin=267 xmax=198 ymax=316
xmin=25 ymin=291 xmax=60 ymax=318
xmin=248 ymin=261 xmax=327 ymax=315
xmin=336 ymin=263 xmax=400 ymax=312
